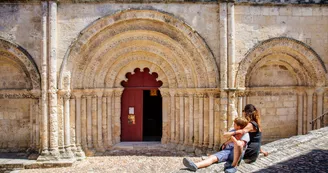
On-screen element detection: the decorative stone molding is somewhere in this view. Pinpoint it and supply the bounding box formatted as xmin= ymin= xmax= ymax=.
xmin=59 ymin=9 xmax=219 ymax=90
xmin=0 ymin=39 xmax=41 ymax=90
xmin=0 ymin=89 xmax=40 ymax=99
xmin=236 ymin=37 xmax=327 ymax=89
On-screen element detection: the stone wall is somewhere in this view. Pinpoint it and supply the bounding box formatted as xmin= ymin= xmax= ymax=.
xmin=248 ymin=92 xmax=298 ymax=142
xmin=0 ymin=3 xmax=41 ymax=69
xmin=0 ymin=99 xmax=38 ymax=152
xmin=235 ymin=5 xmax=328 ymax=66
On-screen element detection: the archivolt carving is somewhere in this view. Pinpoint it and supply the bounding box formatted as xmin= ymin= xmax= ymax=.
xmin=236 ymin=37 xmax=327 ymax=88
xmin=0 ymin=39 xmax=40 ymax=90
xmin=59 ymin=9 xmax=218 ymax=89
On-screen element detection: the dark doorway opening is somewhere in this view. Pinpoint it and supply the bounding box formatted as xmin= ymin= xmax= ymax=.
xmin=143 ymin=90 xmax=162 ymax=141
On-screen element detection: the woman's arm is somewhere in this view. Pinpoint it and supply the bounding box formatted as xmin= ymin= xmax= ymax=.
xmin=223 ymin=123 xmax=254 ymax=137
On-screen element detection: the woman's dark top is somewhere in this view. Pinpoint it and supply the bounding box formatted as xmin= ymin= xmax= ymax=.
xmin=243 ymin=121 xmax=262 ymax=162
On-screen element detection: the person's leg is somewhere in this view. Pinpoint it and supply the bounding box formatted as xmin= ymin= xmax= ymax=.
xmin=183 ymin=155 xmax=218 ymax=171
xmin=231 ymin=141 xmax=244 ymax=166
xmin=195 ymin=155 xmax=218 ymax=169
xmin=260 ymin=148 xmax=268 ymax=156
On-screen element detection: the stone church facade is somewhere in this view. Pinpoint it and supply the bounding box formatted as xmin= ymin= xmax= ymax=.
xmin=0 ymin=0 xmax=327 ymax=160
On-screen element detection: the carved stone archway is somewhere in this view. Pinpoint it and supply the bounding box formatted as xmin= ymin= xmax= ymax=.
xmin=59 ymin=9 xmax=220 ymax=154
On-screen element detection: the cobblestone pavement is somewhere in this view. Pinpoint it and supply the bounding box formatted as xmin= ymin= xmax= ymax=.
xmin=12 ymin=127 xmax=328 ymax=173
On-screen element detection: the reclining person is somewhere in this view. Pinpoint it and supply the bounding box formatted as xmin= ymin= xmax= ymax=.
xmin=182 ymin=117 xmax=250 ymax=172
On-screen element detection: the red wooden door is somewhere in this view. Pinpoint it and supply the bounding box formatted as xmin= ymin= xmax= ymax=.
xmin=121 ymin=88 xmax=143 ymax=141
xmin=121 ymin=68 xmax=162 ymax=141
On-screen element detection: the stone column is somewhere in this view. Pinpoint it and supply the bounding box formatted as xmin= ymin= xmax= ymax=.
xmin=113 ymin=89 xmax=123 ymax=144
xmin=160 ymin=89 xmax=170 ymax=144
xmin=91 ymin=95 xmax=98 ymax=150
xmin=86 ymin=96 xmax=92 ymax=149
xmin=237 ymin=91 xmax=244 ymax=117
xmin=306 ymin=89 xmax=314 ymax=132
xmin=208 ymin=91 xmax=214 ymax=149
xmin=227 ymin=2 xmax=235 ymax=89
xmin=188 ymin=91 xmax=194 ymax=146
xmin=193 ymin=93 xmax=199 ymax=147
xmin=63 ymin=92 xmax=73 ymax=158
xmin=40 ymin=0 xmax=49 ymax=157
xmin=102 ymin=94 xmax=107 ymax=149
xmin=198 ymin=92 xmax=204 ymax=147
xmin=179 ymin=91 xmax=184 ymax=146
xmin=220 ymin=91 xmax=228 ymax=143
xmin=297 ymin=90 xmax=304 ymax=135
xmin=96 ymin=92 xmax=105 ymax=151
xmin=203 ymin=93 xmax=209 ymax=148
xmin=48 ymin=0 xmax=59 ymax=158
xmin=219 ymin=1 xmax=229 ymax=146
xmin=316 ymin=88 xmax=324 ymax=129
xmin=106 ymin=90 xmax=113 ymax=147
xmin=73 ymin=92 xmax=85 ymax=158
xmin=169 ymin=91 xmax=176 ymax=143
xmin=220 ymin=2 xmax=228 ymax=90
xmin=214 ymin=92 xmax=220 ymax=149
xmin=69 ymin=97 xmax=76 ymax=154
xmin=228 ymin=91 xmax=238 ymax=129
xmin=183 ymin=92 xmax=189 ymax=147
xmin=81 ymin=95 xmax=88 ymax=151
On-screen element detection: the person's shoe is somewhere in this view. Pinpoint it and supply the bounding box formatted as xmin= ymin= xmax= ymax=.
xmin=224 ymin=161 xmax=232 ymax=169
xmin=183 ymin=158 xmax=198 ymax=171
xmin=224 ymin=166 xmax=237 ymax=173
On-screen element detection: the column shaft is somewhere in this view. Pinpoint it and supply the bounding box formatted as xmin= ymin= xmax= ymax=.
xmin=75 ymin=95 xmax=82 ymax=151
xmin=179 ymin=94 xmax=184 ymax=144
xmin=198 ymin=95 xmax=204 ymax=147
xmin=209 ymin=93 xmax=214 ymax=149
xmin=48 ymin=0 xmax=58 ymax=154
xmin=188 ymin=94 xmax=194 ymax=145
xmin=170 ymin=92 xmax=175 ymax=143
xmin=220 ymin=2 xmax=228 ymax=89
xmin=40 ymin=0 xmax=48 ymax=153
xmin=107 ymin=93 xmax=113 ymax=147
xmin=316 ymin=89 xmax=324 ymax=129
xmin=81 ymin=96 xmax=87 ymax=150
xmin=306 ymin=90 xmax=314 ymax=132
xmin=87 ymin=96 xmax=92 ymax=148
xmin=297 ymin=92 xmax=304 ymax=135
xmin=102 ymin=96 xmax=107 ymax=148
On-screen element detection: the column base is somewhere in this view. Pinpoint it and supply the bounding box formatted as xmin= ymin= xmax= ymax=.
xmin=75 ymin=146 xmax=85 ymax=161
xmin=37 ymin=148 xmax=60 ymax=161
xmin=61 ymin=147 xmax=75 ymax=159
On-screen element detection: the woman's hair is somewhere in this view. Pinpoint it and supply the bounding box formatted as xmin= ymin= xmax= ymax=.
xmin=243 ymin=104 xmax=261 ymax=128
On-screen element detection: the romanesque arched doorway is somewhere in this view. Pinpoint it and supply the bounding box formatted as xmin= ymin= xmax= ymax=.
xmin=121 ymin=68 xmax=163 ymax=141
xmin=59 ymin=9 xmax=220 ymax=153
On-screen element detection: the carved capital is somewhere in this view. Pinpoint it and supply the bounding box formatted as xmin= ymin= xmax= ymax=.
xmin=114 ymin=89 xmax=124 ymax=97
xmin=305 ymin=88 xmax=315 ymax=96
xmin=63 ymin=92 xmax=71 ymax=100
xmin=72 ymin=91 xmax=83 ymax=98
xmin=316 ymin=87 xmax=325 ymax=95
xmin=159 ymin=88 xmax=170 ymax=97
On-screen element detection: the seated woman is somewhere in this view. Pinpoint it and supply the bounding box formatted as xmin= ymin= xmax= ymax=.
xmin=223 ymin=104 xmax=268 ymax=172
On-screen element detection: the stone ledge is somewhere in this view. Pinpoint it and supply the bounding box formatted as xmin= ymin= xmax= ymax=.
xmin=0 ymin=160 xmax=74 ymax=172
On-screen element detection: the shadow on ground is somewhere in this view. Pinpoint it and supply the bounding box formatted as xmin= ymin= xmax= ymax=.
xmin=254 ymin=149 xmax=328 ymax=173
xmin=0 ymin=153 xmax=29 ymax=159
